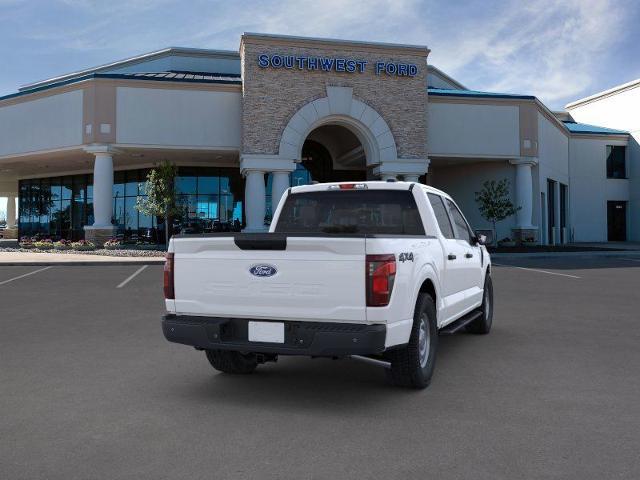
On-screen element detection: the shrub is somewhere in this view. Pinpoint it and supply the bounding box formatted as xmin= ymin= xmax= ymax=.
xmin=103 ymin=238 xmax=124 ymax=250
xmin=135 ymin=241 xmax=158 ymax=250
xmin=71 ymin=240 xmax=96 ymax=251
xmin=33 ymin=239 xmax=54 ymax=250
xmin=54 ymin=239 xmax=73 ymax=250
xmin=19 ymin=236 xmax=34 ymax=249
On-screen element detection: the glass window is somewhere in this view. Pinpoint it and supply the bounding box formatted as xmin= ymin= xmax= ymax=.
xmin=113 ymin=171 xmax=125 ymax=199
xmin=125 ymin=171 xmax=139 ymax=196
xmin=445 ymin=198 xmax=473 ymax=244
xmin=124 ymin=197 xmax=138 ymax=232
xmin=17 ymin=167 xmax=245 ymax=242
xmin=219 ymin=195 xmax=234 ymax=222
xmin=175 ymin=175 xmax=197 ymax=194
xmin=49 ymin=177 xmax=61 ymax=203
xmin=275 ymin=190 xmax=425 ymax=235
xmin=73 ymin=175 xmax=86 ymax=202
xmin=113 ymin=196 xmax=125 ymax=229
xmin=427 ymin=193 xmax=454 ymax=239
xmin=87 ymin=175 xmax=93 ymax=200
xmin=606 ymin=145 xmax=626 ymax=179
xmin=198 ymin=176 xmax=219 ymax=195
xmin=61 ymin=177 xmax=73 ymax=200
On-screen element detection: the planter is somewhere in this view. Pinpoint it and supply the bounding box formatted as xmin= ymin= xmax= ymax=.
xmin=33 ymin=242 xmax=54 ymax=250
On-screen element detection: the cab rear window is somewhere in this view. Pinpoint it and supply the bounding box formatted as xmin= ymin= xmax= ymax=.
xmin=274 ymin=189 xmax=425 ymax=235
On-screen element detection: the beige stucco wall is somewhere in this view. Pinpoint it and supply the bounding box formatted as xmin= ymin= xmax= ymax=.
xmin=240 ymin=36 xmax=428 ymax=160
xmin=0 ymin=90 xmax=83 ymax=157
xmin=116 ymin=86 xmax=242 ymax=148
xmin=427 ymin=101 xmax=520 ymax=157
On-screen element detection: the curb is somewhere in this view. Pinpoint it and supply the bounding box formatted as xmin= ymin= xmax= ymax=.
xmin=491 ymin=250 xmax=640 ymax=259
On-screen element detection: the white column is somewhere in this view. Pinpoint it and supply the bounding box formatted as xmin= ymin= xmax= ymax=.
xmin=6 ymin=195 xmax=16 ymax=228
xmin=244 ymin=170 xmax=266 ymax=232
xmin=271 ymin=171 xmax=290 ymax=212
xmin=92 ymin=152 xmax=115 ymax=227
xmin=374 ymin=159 xmax=429 ymax=183
xmin=511 ymin=158 xmax=536 ymax=229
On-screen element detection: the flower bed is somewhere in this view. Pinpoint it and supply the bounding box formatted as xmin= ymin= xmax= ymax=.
xmin=54 ymin=239 xmax=73 ymax=250
xmin=70 ymin=240 xmax=96 ymax=251
xmin=104 ymin=238 xmax=124 ymax=250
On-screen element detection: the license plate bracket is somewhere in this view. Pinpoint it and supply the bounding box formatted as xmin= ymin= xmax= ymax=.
xmin=248 ymin=321 xmax=285 ymax=343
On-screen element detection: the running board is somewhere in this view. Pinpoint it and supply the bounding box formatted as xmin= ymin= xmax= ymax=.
xmin=439 ymin=310 xmax=482 ymax=335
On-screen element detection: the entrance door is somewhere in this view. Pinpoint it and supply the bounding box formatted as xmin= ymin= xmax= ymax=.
xmin=547 ymin=179 xmax=556 ymax=244
xmin=607 ymin=201 xmax=627 ymax=241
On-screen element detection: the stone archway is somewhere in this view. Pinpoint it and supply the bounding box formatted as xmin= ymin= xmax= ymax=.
xmin=278 ymin=86 xmax=398 ymax=168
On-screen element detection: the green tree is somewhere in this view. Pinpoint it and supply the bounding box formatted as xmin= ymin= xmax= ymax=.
xmin=136 ymin=161 xmax=181 ymax=247
xmin=474 ymin=179 xmax=520 ymax=245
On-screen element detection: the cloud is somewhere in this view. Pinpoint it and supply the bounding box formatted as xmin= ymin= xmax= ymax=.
xmin=426 ymin=0 xmax=633 ymax=107
xmin=1 ymin=0 xmax=637 ymax=108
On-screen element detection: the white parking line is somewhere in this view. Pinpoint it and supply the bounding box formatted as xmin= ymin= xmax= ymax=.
xmin=492 ymin=263 xmax=581 ymax=279
xmin=116 ymin=265 xmax=148 ymax=289
xmin=0 ymin=266 xmax=53 ymax=286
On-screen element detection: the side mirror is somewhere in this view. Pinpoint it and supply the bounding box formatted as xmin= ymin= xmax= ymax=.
xmin=474 ymin=233 xmax=487 ymax=245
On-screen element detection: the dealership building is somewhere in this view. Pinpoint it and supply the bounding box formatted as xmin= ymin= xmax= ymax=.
xmin=0 ymin=33 xmax=637 ymax=244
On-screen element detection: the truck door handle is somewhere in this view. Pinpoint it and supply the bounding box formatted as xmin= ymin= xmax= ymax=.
xmin=465 ymin=253 xmax=473 ymax=258
xmin=447 ymin=254 xmax=457 ymax=260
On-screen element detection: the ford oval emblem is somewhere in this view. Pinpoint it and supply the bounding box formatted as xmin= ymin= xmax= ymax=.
xmin=249 ymin=264 xmax=278 ymax=277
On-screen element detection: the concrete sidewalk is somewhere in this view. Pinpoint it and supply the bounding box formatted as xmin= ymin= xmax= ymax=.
xmin=492 ymin=250 xmax=640 ymax=259
xmin=0 ymin=251 xmax=165 ymax=266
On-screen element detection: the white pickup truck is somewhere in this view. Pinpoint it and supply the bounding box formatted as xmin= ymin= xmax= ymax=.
xmin=163 ymin=181 xmax=492 ymax=388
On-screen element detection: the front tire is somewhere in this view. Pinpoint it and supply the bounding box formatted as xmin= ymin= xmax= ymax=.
xmin=386 ymin=293 xmax=438 ymax=389
xmin=467 ymin=274 xmax=493 ymax=334
xmin=205 ymin=350 xmax=258 ymax=374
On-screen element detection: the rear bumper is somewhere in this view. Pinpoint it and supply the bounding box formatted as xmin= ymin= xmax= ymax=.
xmin=162 ymin=314 xmax=387 ymax=357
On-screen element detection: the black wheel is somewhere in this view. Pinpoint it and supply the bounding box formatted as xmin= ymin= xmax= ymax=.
xmin=205 ymin=350 xmax=258 ymax=374
xmin=467 ymin=274 xmax=493 ymax=334
xmin=386 ymin=293 xmax=438 ymax=389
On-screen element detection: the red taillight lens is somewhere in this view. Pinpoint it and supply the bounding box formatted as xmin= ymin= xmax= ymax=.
xmin=164 ymin=252 xmax=174 ymax=299
xmin=366 ymin=254 xmax=396 ymax=307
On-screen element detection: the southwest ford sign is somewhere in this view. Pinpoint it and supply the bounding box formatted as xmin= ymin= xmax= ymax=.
xmin=257 ymin=54 xmax=418 ymax=77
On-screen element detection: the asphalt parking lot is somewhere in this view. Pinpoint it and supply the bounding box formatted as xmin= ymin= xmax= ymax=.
xmin=1 ymin=255 xmax=640 ymax=479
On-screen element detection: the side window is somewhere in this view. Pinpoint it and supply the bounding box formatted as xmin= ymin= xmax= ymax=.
xmin=445 ymin=199 xmax=473 ymax=244
xmin=427 ymin=193 xmax=454 ymax=239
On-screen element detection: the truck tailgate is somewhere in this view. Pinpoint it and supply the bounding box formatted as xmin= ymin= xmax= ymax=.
xmin=172 ymin=235 xmax=367 ymax=322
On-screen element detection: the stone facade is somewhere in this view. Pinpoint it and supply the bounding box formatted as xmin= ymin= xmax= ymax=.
xmin=240 ymin=35 xmax=429 ymax=161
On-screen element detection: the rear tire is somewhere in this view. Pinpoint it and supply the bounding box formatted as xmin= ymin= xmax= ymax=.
xmin=205 ymin=350 xmax=258 ymax=374
xmin=467 ymin=274 xmax=493 ymax=334
xmin=386 ymin=293 xmax=438 ymax=389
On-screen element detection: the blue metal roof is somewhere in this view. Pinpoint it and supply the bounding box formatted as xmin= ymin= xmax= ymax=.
xmin=0 ymin=71 xmax=242 ymax=102
xmin=562 ymin=121 xmax=628 ymax=135
xmin=428 ymin=87 xmax=535 ymax=100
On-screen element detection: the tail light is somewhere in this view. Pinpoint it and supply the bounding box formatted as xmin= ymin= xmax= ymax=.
xmin=164 ymin=252 xmax=175 ymax=299
xmin=366 ymin=254 xmax=396 ymax=306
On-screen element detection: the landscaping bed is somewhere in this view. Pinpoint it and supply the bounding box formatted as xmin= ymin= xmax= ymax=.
xmin=0 ymin=247 xmax=164 ymax=257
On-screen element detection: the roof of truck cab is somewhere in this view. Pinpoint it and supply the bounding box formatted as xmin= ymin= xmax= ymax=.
xmin=288 ymin=181 xmax=451 ymax=198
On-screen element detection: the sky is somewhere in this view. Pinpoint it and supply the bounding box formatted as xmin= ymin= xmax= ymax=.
xmin=0 ymin=0 xmax=639 ymax=219
xmin=1 ymin=0 xmax=639 ymax=109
